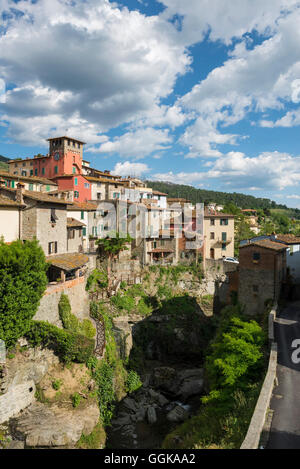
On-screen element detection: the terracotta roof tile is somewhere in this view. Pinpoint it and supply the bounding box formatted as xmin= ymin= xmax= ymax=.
xmin=0 ymin=170 xmax=57 ymax=186
xmin=274 ymin=234 xmax=300 ymax=245
xmin=46 ymin=253 xmax=89 ymax=271
xmin=241 ymin=239 xmax=288 ymax=251
xmin=0 ymin=196 xmax=24 ymax=207
xmin=67 ymin=217 xmax=86 ymax=228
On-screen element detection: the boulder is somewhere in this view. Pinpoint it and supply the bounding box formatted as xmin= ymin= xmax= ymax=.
xmin=166 ymin=405 xmax=189 ymax=423
xmin=147 ymin=406 xmax=157 ymax=424
xmin=176 ymin=368 xmax=204 ymax=400
xmin=151 ymin=367 xmax=177 ymax=394
xmin=123 ymin=397 xmax=137 ymax=413
xmin=13 ymin=401 xmax=99 ymax=448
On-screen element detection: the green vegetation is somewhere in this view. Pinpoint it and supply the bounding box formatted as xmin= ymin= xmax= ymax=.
xmin=126 ymin=370 xmax=142 ymax=394
xmin=25 ymin=321 xmax=95 ymax=364
xmin=86 ymin=269 xmax=108 ymax=292
xmin=76 ymin=421 xmax=106 ymax=449
xmin=163 ymin=305 xmax=267 ymax=449
xmin=71 ymin=392 xmax=81 ymax=408
xmin=146 ymin=180 xmax=300 ymax=216
xmin=52 ymin=379 xmax=62 ymax=391
xmin=35 ymin=384 xmax=49 ymax=404
xmin=96 ymin=232 xmax=133 ymax=288
xmin=0 ymin=240 xmax=48 ymax=347
xmin=58 ymin=294 xmax=96 ymax=339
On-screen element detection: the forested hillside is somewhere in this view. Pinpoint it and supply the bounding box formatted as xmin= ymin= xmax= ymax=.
xmin=146 ymin=180 xmax=300 ymax=219
xmin=0 ymin=155 xmax=9 ymax=171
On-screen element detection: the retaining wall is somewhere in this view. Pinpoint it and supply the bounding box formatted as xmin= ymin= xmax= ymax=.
xmin=240 ymin=305 xmax=278 ymax=449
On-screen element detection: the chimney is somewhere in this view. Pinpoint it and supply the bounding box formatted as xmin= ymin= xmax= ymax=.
xmin=16 ymin=182 xmax=25 ymax=204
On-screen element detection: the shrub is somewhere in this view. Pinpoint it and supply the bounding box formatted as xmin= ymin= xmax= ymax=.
xmin=52 ymin=379 xmax=62 ymax=391
xmin=86 ymin=270 xmax=108 ymax=292
xmin=71 ymin=392 xmax=81 ymax=408
xmin=25 ymin=321 xmax=95 ymax=364
xmin=0 ymin=240 xmax=48 ymax=347
xmin=59 ymin=294 xmax=96 ymax=339
xmin=111 ymin=293 xmax=135 ymax=313
xmin=126 ymin=370 xmax=142 ymax=394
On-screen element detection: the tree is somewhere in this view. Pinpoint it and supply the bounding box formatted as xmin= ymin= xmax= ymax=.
xmin=0 ymin=240 xmax=48 ymax=347
xmin=96 ymin=231 xmax=132 ymax=289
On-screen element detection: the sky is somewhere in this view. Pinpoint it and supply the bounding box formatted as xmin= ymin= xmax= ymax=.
xmin=1 ymin=0 xmax=300 ymax=208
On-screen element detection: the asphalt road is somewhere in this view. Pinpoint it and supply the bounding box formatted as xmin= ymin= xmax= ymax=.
xmin=267 ymin=301 xmax=300 ymax=449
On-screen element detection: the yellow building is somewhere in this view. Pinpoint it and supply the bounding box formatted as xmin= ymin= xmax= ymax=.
xmin=204 ymin=209 xmax=235 ymax=259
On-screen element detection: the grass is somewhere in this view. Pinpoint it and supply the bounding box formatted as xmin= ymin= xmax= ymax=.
xmin=76 ymin=421 xmax=106 ymax=449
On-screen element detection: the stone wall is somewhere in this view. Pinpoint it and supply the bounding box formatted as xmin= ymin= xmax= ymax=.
xmin=0 ymin=347 xmax=59 ymax=424
xmin=239 ymin=269 xmax=276 ymax=315
xmin=34 ymin=276 xmax=90 ymax=326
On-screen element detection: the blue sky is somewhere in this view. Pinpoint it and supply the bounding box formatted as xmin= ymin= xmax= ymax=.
xmin=1 ymin=0 xmax=300 ymax=207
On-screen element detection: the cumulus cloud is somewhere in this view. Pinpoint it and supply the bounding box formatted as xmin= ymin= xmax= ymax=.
xmin=89 ymin=127 xmax=172 ymax=159
xmin=0 ymin=0 xmax=190 ymax=145
xmin=154 ymin=151 xmax=300 ymax=191
xmin=112 ymin=161 xmax=151 ymax=177
xmin=160 ymin=0 xmax=299 ymax=45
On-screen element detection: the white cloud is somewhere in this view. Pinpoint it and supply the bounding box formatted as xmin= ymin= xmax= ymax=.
xmin=154 ymin=151 xmax=300 ymax=191
xmin=152 ymin=171 xmax=206 ymax=185
xmin=112 ymin=161 xmax=151 ymax=177
xmin=287 ymin=194 xmax=300 ymax=199
xmin=89 ymin=127 xmax=172 ymax=159
xmin=160 ymin=0 xmax=299 ymax=45
xmin=0 ymin=0 xmax=190 ymax=145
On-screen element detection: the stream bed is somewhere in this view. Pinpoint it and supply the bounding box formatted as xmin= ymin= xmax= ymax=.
xmin=106 ymin=362 xmax=204 ymax=449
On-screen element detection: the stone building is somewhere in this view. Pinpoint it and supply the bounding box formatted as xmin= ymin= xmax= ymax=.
xmin=203 ymin=209 xmax=235 ymax=260
xmin=238 ymin=239 xmax=287 ymax=315
xmin=0 ymin=182 xmax=69 ymax=256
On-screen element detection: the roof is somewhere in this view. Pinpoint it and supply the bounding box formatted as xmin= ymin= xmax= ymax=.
xmin=67 ymin=201 xmax=97 ymax=211
xmin=23 ymin=190 xmax=69 ymax=205
xmin=273 ymin=234 xmax=300 ymax=245
xmin=167 ymin=198 xmax=191 ymax=203
xmin=47 ymin=253 xmax=89 ymax=271
xmin=0 ymin=195 xmax=23 ymax=208
xmin=152 ymin=190 xmax=168 ymax=196
xmin=46 ymin=136 xmax=86 ymax=144
xmin=148 ymin=248 xmax=174 ymax=254
xmin=85 ymin=176 xmax=125 ymax=185
xmin=204 ymin=209 xmax=235 ymax=218
xmin=67 ymin=218 xmax=86 ymax=228
xmin=0 ymin=171 xmax=57 ymax=186
xmin=240 ymin=239 xmax=288 ymax=252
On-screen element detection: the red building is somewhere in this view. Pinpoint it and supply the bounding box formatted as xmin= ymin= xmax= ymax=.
xmin=11 ymin=136 xmax=92 ymax=203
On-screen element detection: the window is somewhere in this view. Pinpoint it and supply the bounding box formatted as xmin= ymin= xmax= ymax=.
xmin=84 ymin=183 xmax=89 ymax=189
xmin=29 ymin=184 xmax=33 ymax=191
xmin=74 ymin=177 xmax=78 ymax=186
xmin=46 ymin=185 xmax=50 ymax=192
xmin=54 ymin=166 xmax=58 ymax=174
xmin=222 ymin=232 xmax=227 ymax=242
xmin=35 ymin=168 xmax=38 ymax=176
xmin=21 ymin=171 xmax=27 ymax=176
xmin=210 ymin=232 xmax=215 ymax=240
xmin=73 ymin=167 xmax=76 ymax=174
xmin=222 ymin=243 xmax=227 ymax=251
xmin=11 ymin=181 xmax=15 ymax=189
xmin=48 ymin=242 xmax=58 ymax=255
xmin=97 ymin=193 xmax=102 ymax=200
xmin=68 ymin=229 xmax=75 ymax=240
xmin=81 ymin=211 xmax=84 ymax=220
xmin=51 ymin=208 xmax=58 ymax=223
xmin=15 ymin=163 xmax=18 ymax=168
xmin=83 ymin=227 xmax=86 ymax=236
xmin=30 ymin=170 xmax=33 ymax=176
xmin=210 ymin=219 xmax=215 ymax=226
xmin=74 ymin=191 xmax=79 ymax=199
xmin=42 ymin=168 xmax=45 ymax=175
xmin=253 ymin=252 xmax=260 ymax=262
xmin=220 ymin=219 xmax=229 ymax=226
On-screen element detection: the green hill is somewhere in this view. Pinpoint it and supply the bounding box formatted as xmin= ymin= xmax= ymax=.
xmin=146 ymin=180 xmax=300 ymax=219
